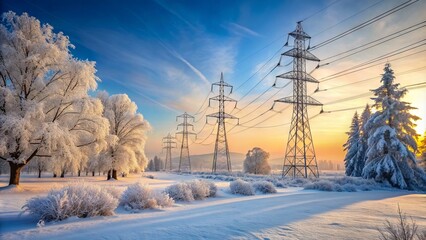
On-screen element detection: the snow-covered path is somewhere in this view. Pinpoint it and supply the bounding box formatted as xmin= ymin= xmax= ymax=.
xmin=0 ymin=173 xmax=425 ymax=240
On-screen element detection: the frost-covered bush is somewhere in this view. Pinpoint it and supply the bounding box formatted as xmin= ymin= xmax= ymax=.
xmin=23 ymin=183 xmax=118 ymax=222
xmin=120 ymin=183 xmax=174 ymax=210
xmin=252 ymin=181 xmax=277 ymax=194
xmin=165 ymin=182 xmax=194 ymax=201
xmin=206 ymin=180 xmax=218 ymax=197
xmin=190 ymin=179 xmax=218 ymax=199
xmin=304 ymin=180 xmax=335 ymax=191
xmin=165 ymin=180 xmax=218 ymax=201
xmin=104 ymin=186 xmax=123 ymax=200
xmin=230 ymin=179 xmax=255 ymax=196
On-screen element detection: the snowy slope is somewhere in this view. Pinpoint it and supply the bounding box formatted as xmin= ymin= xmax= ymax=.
xmin=0 ymin=173 xmax=425 ymax=240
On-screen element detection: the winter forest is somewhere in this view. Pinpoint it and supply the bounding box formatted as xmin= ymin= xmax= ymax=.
xmin=1 ymin=1 xmax=426 ymax=239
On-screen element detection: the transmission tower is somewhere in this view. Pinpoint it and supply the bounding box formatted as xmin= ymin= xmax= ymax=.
xmin=274 ymin=21 xmax=322 ymax=178
xmin=162 ymin=133 xmax=176 ymax=171
xmin=176 ymin=112 xmax=196 ymax=172
xmin=207 ymin=73 xmax=238 ymax=173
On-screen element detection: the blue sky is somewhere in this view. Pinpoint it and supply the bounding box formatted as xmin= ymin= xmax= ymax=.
xmin=3 ymin=0 xmax=426 ymax=161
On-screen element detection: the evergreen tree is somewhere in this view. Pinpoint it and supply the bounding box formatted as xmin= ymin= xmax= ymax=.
xmin=153 ymin=156 xmax=164 ymax=171
xmin=353 ymin=104 xmax=371 ymax=176
xmin=362 ymin=64 xmax=426 ymax=189
xmin=419 ymin=131 xmax=426 ymax=170
xmin=343 ymin=112 xmax=361 ymax=176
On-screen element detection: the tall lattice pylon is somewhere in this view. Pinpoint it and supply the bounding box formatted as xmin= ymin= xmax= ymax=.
xmin=176 ymin=112 xmax=196 ymax=172
xmin=274 ymin=21 xmax=322 ymax=178
xmin=207 ymin=73 xmax=238 ymax=173
xmin=162 ymin=133 xmax=176 ymax=171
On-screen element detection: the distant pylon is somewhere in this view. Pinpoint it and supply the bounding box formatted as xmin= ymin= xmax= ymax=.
xmin=162 ymin=133 xmax=176 ymax=171
xmin=274 ymin=21 xmax=321 ymax=178
xmin=176 ymin=112 xmax=196 ymax=172
xmin=207 ymin=73 xmax=238 ymax=173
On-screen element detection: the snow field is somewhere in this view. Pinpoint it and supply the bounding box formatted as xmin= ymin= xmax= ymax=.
xmin=1 ymin=172 xmax=425 ymax=240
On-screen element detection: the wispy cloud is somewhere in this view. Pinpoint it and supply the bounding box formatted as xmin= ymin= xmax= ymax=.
xmin=225 ymin=22 xmax=261 ymax=37
xmin=153 ymin=0 xmax=197 ymax=29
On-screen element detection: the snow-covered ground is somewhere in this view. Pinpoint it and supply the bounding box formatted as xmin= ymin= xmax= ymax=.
xmin=0 ymin=172 xmax=425 ymax=240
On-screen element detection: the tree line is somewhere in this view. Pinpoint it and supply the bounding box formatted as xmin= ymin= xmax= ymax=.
xmin=0 ymin=12 xmax=150 ymax=185
xmin=343 ymin=63 xmax=426 ymax=190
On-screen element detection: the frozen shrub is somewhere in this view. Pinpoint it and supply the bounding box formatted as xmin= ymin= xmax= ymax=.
xmin=188 ymin=180 xmax=210 ymax=200
xmin=120 ymin=183 xmax=174 ymax=210
xmin=378 ymin=205 xmax=423 ymax=240
xmin=342 ymin=184 xmax=357 ymax=192
xmin=165 ymin=182 xmax=194 ymax=201
xmin=304 ymin=180 xmax=334 ymax=191
xmin=230 ymin=179 xmax=255 ymax=196
xmin=287 ymin=177 xmax=311 ymax=187
xmin=206 ymin=180 xmax=217 ymax=197
xmin=23 ymin=183 xmax=118 ymax=222
xmin=104 ymin=186 xmax=123 ymax=200
xmin=165 ymin=180 xmax=217 ymax=201
xmin=253 ymin=181 xmax=277 ymax=194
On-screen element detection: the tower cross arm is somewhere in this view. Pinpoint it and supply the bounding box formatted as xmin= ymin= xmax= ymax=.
xmin=176 ymin=131 xmax=196 ymax=135
xmin=275 ymin=96 xmax=322 ymax=106
xmin=176 ymin=112 xmax=195 ymax=121
xmin=209 ymin=95 xmax=237 ymax=103
xmin=207 ymin=112 xmax=239 ymax=119
xmin=282 ymin=48 xmax=320 ymax=62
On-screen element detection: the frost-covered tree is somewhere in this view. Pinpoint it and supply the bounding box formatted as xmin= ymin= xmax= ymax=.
xmin=28 ymin=157 xmax=47 ymax=178
xmin=0 ymin=12 xmax=109 ymax=185
xmin=362 ymin=64 xmax=426 ymax=189
xmin=243 ymin=147 xmax=271 ymax=175
xmin=98 ymin=92 xmax=150 ymax=180
xmin=352 ymin=105 xmax=371 ymax=176
xmin=343 ymin=112 xmax=361 ymax=176
xmin=147 ymin=159 xmax=155 ymax=171
xmin=419 ymin=132 xmax=426 ymax=170
xmin=153 ymin=156 xmax=164 ymax=171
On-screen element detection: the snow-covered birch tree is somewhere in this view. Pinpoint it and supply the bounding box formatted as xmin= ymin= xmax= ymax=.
xmin=362 ymin=64 xmax=426 ymax=189
xmin=0 ymin=12 xmax=109 ymax=185
xmin=343 ymin=112 xmax=361 ymax=176
xmin=243 ymin=147 xmax=271 ymax=175
xmin=98 ymin=92 xmax=150 ymax=180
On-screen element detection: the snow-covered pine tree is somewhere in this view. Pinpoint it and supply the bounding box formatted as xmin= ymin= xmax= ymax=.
xmin=146 ymin=159 xmax=154 ymax=171
xmin=352 ymin=104 xmax=371 ymax=176
xmin=362 ymin=64 xmax=426 ymax=189
xmin=153 ymin=156 xmax=164 ymax=171
xmin=343 ymin=112 xmax=361 ymax=176
xmin=419 ymin=131 xmax=426 ymax=170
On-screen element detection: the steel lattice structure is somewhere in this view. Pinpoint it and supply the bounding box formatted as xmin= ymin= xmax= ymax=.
xmin=207 ymin=73 xmax=238 ymax=173
xmin=275 ymin=22 xmax=322 ymax=178
xmin=176 ymin=112 xmax=196 ymax=172
xmin=162 ymin=133 xmax=176 ymax=171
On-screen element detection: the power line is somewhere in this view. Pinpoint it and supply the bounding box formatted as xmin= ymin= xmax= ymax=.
xmin=310 ymin=0 xmax=419 ymax=50
xmin=301 ymin=0 xmax=344 ymax=22
xmin=319 ymin=40 xmax=426 ymax=82
xmin=322 ymin=21 xmax=426 ymax=64
xmin=237 ymin=82 xmax=291 ymax=120
xmin=234 ymin=47 xmax=283 ymax=92
xmin=317 ymin=65 xmax=426 ymax=92
xmin=312 ymin=0 xmax=385 ymax=37
xmin=193 ymin=91 xmax=212 ymax=115
xmin=323 ymin=81 xmax=426 ymax=105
